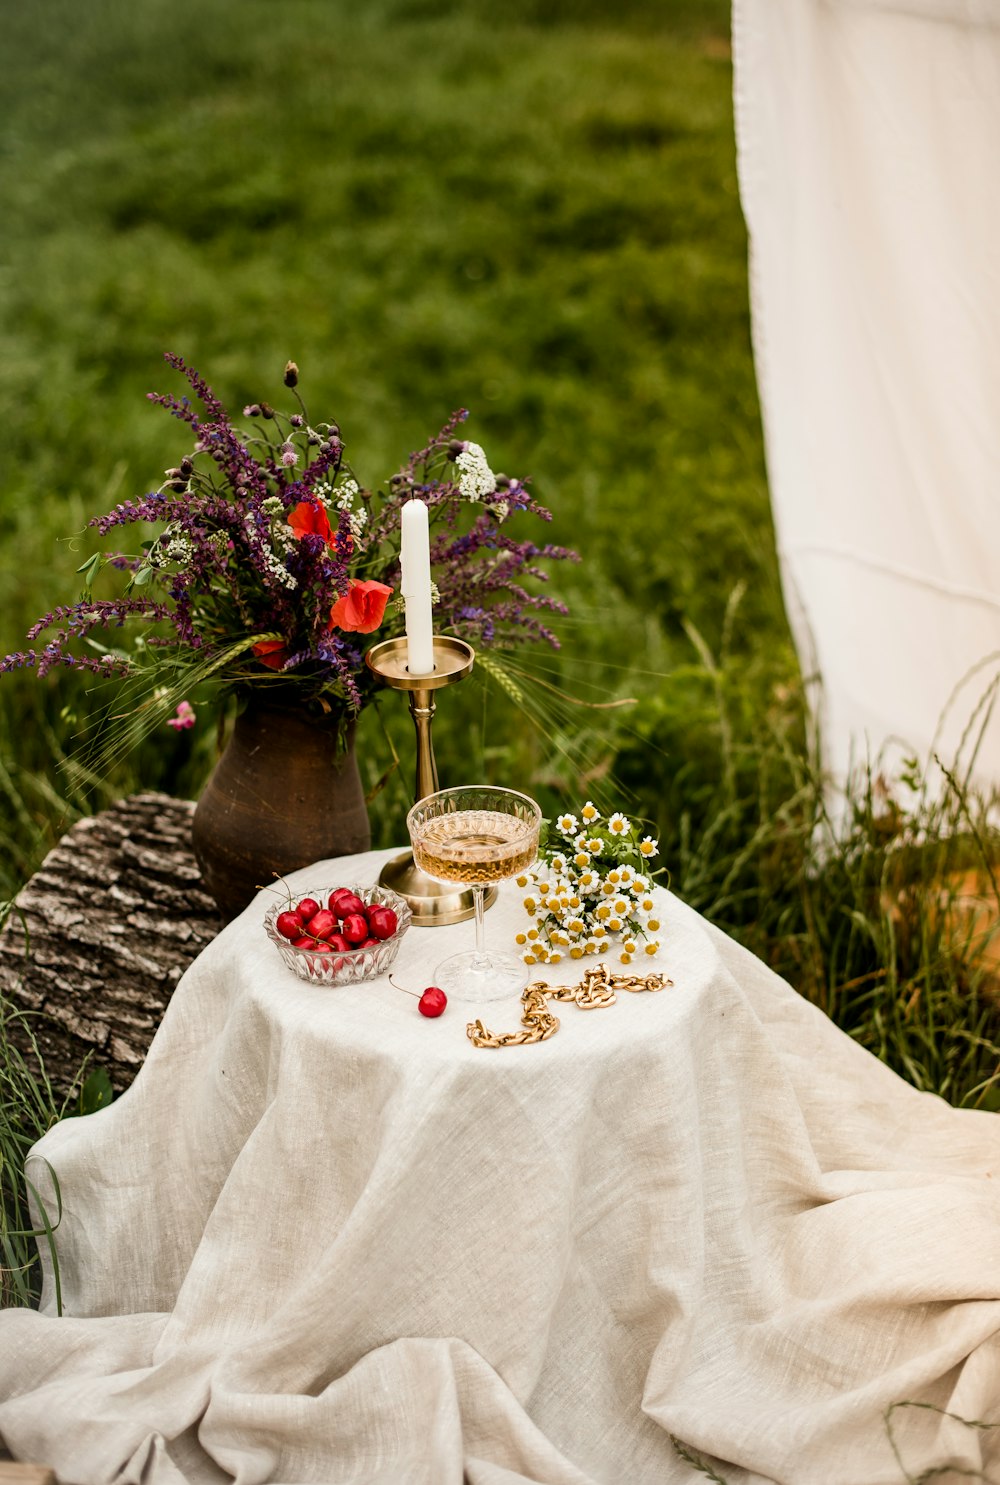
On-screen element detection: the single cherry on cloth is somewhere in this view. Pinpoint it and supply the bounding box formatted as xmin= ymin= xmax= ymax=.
xmin=419 ymin=987 xmax=447 ymax=1018
xmin=390 ymin=974 xmax=448 ymax=1018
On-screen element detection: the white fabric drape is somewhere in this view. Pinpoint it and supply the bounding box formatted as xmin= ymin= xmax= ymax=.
xmin=732 ymin=0 xmax=1000 ymax=790
xmin=3 ymin=853 xmax=1000 ymax=1482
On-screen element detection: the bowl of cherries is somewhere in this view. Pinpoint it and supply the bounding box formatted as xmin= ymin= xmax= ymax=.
xmin=264 ymin=884 xmax=412 ymax=986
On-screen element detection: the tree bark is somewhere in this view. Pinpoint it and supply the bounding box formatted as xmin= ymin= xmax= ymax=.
xmin=0 ymin=794 xmax=221 ymax=1102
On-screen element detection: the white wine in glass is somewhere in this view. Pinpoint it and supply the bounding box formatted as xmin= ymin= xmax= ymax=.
xmin=407 ymin=786 xmax=542 ymax=1001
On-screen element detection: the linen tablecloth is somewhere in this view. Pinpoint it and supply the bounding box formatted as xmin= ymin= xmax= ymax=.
xmin=1 ymin=847 xmax=999 ymax=1485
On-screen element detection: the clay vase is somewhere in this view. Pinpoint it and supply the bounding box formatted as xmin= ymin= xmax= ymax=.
xmin=192 ymin=696 xmax=371 ymax=921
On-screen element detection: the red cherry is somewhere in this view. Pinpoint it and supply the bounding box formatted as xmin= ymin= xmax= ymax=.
xmin=306 ymin=909 xmax=337 ymax=941
xmin=297 ymin=897 xmax=321 ymax=923
xmin=360 ymin=937 xmax=379 ymax=950
xmin=335 ymin=892 xmax=366 ymax=921
xmin=292 ymin=935 xmax=318 ymax=950
xmin=418 ymin=987 xmax=447 ymax=1018
xmin=367 ymin=906 xmax=398 ymax=941
xmin=341 ymin=912 xmax=368 ymax=945
xmin=327 ymin=932 xmax=350 ymax=952
xmin=276 ymin=909 xmax=303 ymax=940
xmin=329 ymin=888 xmax=356 ymax=915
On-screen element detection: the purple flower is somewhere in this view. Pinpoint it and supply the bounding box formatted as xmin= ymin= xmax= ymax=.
xmin=1 ymin=363 xmax=576 ymax=723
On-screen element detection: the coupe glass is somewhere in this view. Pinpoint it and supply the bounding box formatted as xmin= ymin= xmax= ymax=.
xmin=407 ymin=785 xmax=542 ymax=1002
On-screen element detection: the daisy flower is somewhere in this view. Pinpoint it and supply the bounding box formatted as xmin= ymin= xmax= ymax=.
xmin=639 ymin=836 xmax=658 ymax=857
xmin=557 ymin=813 xmax=579 ymax=836
xmin=581 ymin=801 xmax=600 ymax=823
xmin=608 ymin=812 xmax=629 ymax=836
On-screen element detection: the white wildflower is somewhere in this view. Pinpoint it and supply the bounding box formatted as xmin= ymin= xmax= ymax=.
xmin=244 ymin=514 xmax=298 ymax=591
xmin=455 ymin=443 xmax=495 ymax=502
xmin=165 ymin=535 xmax=192 ymax=561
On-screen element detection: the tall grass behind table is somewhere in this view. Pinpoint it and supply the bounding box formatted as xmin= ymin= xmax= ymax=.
xmin=0 ymin=793 xmax=221 ymax=1101
xmin=3 ymin=849 xmax=1000 ymax=1483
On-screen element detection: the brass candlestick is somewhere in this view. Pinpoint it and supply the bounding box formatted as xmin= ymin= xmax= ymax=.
xmin=365 ymin=635 xmax=497 ymax=926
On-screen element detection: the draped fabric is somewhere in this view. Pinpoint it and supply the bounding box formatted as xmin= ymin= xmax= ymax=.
xmin=2 ymin=850 xmax=1000 ymax=1482
xmin=732 ymin=0 xmax=1000 ymax=789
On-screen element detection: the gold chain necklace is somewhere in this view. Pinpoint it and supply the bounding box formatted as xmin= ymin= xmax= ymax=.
xmin=467 ymin=961 xmax=672 ymax=1049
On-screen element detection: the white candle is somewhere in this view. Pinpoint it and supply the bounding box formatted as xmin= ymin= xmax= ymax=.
xmin=400 ymin=498 xmax=435 ymax=676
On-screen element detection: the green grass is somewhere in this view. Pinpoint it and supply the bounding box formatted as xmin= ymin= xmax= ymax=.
xmin=0 ymin=0 xmax=779 ymax=889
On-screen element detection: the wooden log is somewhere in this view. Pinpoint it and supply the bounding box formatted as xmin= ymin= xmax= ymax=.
xmin=0 ymin=794 xmax=221 ymax=1101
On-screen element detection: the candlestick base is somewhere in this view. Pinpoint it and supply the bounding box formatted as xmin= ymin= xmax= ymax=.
xmin=377 ymin=850 xmax=497 ymax=926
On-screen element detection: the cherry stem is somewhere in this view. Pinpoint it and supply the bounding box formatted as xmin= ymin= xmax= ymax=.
xmin=255 ymin=875 xmax=295 ymax=907
xmin=389 ymin=975 xmax=421 ymax=999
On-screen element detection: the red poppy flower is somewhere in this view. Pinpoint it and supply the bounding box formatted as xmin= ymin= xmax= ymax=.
xmin=329 ymin=580 xmax=393 ymax=635
xmin=288 ymin=501 xmax=333 ymax=544
xmin=252 ymin=638 xmax=290 ymax=670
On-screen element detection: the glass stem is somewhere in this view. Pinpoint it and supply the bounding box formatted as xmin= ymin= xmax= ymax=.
xmin=471 ymin=885 xmax=489 ymax=971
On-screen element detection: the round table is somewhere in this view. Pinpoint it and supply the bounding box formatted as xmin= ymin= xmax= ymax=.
xmin=2 ymin=849 xmax=1000 ymax=1485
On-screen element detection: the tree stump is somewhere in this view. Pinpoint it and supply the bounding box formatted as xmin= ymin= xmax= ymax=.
xmin=0 ymin=794 xmax=222 ymax=1101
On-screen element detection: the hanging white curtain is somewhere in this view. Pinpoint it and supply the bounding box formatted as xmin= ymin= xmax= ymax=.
xmin=731 ymin=0 xmax=1000 ymax=795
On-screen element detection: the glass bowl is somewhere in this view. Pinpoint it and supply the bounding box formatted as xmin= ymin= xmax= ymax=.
xmin=263 ymin=884 xmax=412 ymax=986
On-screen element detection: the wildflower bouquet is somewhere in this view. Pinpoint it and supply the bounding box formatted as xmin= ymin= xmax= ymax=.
xmin=514 ymin=802 xmax=664 ymax=966
xmin=2 ymin=355 xmax=575 ymax=748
